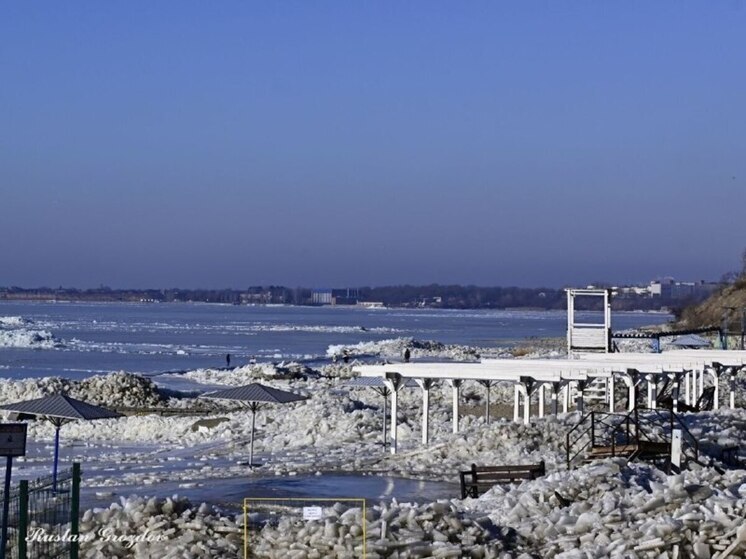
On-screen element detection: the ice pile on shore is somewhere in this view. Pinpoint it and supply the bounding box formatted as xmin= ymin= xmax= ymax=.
xmin=251 ymin=499 xmax=506 ymax=559
xmin=467 ymin=458 xmax=746 ymax=558
xmin=0 ymin=372 xmax=164 ymax=408
xmin=79 ymin=496 xmax=241 ymax=558
xmin=327 ymin=337 xmax=481 ymax=361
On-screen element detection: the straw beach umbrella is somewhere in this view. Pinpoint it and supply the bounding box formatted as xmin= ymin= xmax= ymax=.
xmin=0 ymin=393 xmax=122 ymax=488
xmin=200 ymin=383 xmax=308 ymax=466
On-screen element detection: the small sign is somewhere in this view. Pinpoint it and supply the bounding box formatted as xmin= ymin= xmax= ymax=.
xmin=302 ymin=506 xmax=323 ymax=521
xmin=671 ymin=428 xmax=682 ymax=468
xmin=0 ymin=423 xmax=27 ymax=457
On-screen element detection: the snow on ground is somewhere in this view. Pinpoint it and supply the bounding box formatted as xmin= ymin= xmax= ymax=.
xmin=3 ymin=336 xmax=746 ymax=557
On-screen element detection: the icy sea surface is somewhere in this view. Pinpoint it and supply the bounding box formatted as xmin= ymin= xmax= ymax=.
xmin=0 ymin=301 xmax=671 ymax=381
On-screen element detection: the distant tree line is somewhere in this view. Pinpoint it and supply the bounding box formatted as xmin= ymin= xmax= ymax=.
xmin=0 ymin=284 xmax=681 ymax=310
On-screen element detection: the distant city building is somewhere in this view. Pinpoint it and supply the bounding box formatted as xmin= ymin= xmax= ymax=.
xmin=312 ymin=289 xmax=334 ymax=305
xmin=311 ymin=288 xmax=361 ymax=305
xmin=648 ymin=278 xmax=718 ymax=300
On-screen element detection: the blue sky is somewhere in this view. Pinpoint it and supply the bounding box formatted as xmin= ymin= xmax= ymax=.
xmin=2 ymin=2 xmax=745 ymax=288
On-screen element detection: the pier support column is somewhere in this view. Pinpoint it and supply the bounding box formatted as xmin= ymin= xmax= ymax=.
xmin=620 ymin=371 xmax=635 ymax=411
xmin=729 ymin=373 xmax=736 ymax=409
xmin=448 ymin=379 xmax=463 ymax=434
xmin=708 ymin=368 xmax=720 ymax=410
xmin=672 ymin=374 xmax=680 ymax=413
xmin=383 ymin=373 xmax=403 ymax=455
xmin=538 ymin=384 xmax=545 ymax=418
xmin=698 ymin=368 xmax=704 ymax=402
xmin=562 ymin=383 xmax=570 ymax=413
xmin=575 ymin=380 xmax=587 ymax=414
xmin=477 ymin=380 xmax=494 ymax=425
xmin=415 ymin=379 xmax=436 ymax=446
xmin=608 ymin=375 xmax=616 ymax=413
xmin=684 ymin=372 xmax=691 ymax=406
xmin=551 ymin=382 xmax=561 ymax=415
xmin=646 ymin=375 xmax=657 ymax=410
xmin=517 ymin=381 xmax=531 ymax=425
xmin=513 ymin=384 xmax=520 ymax=422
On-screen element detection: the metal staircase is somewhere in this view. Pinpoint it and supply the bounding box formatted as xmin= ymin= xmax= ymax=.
xmin=565 ymin=408 xmax=700 ymax=473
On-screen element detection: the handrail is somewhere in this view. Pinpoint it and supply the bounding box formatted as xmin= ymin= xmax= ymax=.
xmin=566 ymin=406 xmax=700 ymax=469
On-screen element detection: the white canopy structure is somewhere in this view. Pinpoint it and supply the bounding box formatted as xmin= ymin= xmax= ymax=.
xmin=354 ymin=350 xmax=745 ymax=454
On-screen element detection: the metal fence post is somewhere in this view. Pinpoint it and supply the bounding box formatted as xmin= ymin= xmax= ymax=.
xmin=18 ymin=480 xmax=28 ymax=559
xmin=70 ymin=463 xmax=81 ymax=559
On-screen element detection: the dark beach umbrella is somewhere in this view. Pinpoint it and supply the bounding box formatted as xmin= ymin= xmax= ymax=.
xmin=672 ymin=334 xmax=712 ymax=349
xmin=200 ymin=383 xmax=308 ymax=466
xmin=0 ymin=393 xmax=122 ymax=488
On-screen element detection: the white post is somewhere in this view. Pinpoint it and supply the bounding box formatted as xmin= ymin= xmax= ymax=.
xmin=449 ymin=380 xmax=462 ymax=434
xmin=684 ymin=373 xmax=691 ymax=406
xmin=521 ymin=384 xmax=530 ymax=425
xmin=513 ymin=383 xmax=520 ymax=423
xmin=563 ymin=383 xmax=570 ymax=413
xmin=415 ymin=379 xmax=431 ymax=446
xmin=620 ymin=373 xmax=635 ymax=412
xmin=538 ymin=384 xmax=545 ymax=418
xmin=650 ymin=376 xmax=657 ymax=410
xmin=422 ymin=386 xmax=429 ymax=445
xmin=672 ymin=375 xmax=680 ymax=414
xmin=730 ymin=374 xmax=736 ymax=409
xmin=698 ymin=368 xmax=704 ymax=401
xmin=384 ymin=377 xmax=400 ymax=455
xmin=690 ymin=370 xmax=697 ymax=403
xmin=608 ymin=375 xmax=615 ymax=413
xmin=604 ymin=289 xmax=611 ymax=353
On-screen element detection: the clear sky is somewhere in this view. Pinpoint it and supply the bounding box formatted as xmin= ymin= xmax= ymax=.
xmin=2 ymin=2 xmax=745 ymax=289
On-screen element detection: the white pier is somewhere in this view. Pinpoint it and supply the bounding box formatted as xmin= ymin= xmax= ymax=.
xmin=354 ymin=351 xmax=746 ymax=454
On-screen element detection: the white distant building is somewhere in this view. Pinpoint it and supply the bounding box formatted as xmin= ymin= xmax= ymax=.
xmin=312 ymin=289 xmax=333 ymax=305
xmin=648 ymin=278 xmax=718 ymax=300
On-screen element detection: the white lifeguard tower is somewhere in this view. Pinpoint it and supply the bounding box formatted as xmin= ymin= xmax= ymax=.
xmin=566 ymin=288 xmax=612 ymax=355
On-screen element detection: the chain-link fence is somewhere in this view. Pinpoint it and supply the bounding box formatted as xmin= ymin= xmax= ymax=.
xmin=1 ymin=463 xmax=80 ymax=559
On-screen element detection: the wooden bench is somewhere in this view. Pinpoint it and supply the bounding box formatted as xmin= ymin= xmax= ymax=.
xmin=459 ymin=461 xmax=545 ymax=499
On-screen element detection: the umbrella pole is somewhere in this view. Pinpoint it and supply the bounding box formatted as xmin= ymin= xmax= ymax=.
xmin=53 ymin=423 xmax=61 ymax=491
xmin=249 ymin=405 xmax=256 ymax=467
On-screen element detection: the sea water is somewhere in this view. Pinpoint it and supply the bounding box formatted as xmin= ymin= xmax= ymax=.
xmin=0 ymin=301 xmax=671 ymax=381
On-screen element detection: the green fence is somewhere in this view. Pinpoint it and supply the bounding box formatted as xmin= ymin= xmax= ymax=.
xmin=1 ymin=463 xmax=80 ymax=559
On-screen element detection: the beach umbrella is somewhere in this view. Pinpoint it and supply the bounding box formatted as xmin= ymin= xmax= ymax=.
xmin=200 ymin=383 xmax=308 ymax=466
xmin=671 ymin=334 xmax=712 ymax=349
xmin=0 ymin=393 xmax=122 ymax=489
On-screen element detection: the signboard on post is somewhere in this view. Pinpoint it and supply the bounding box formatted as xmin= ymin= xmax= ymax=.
xmin=0 ymin=423 xmax=27 ymax=559
xmin=302 ymin=506 xmax=323 ymax=521
xmin=0 ymin=424 xmax=27 ymax=457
